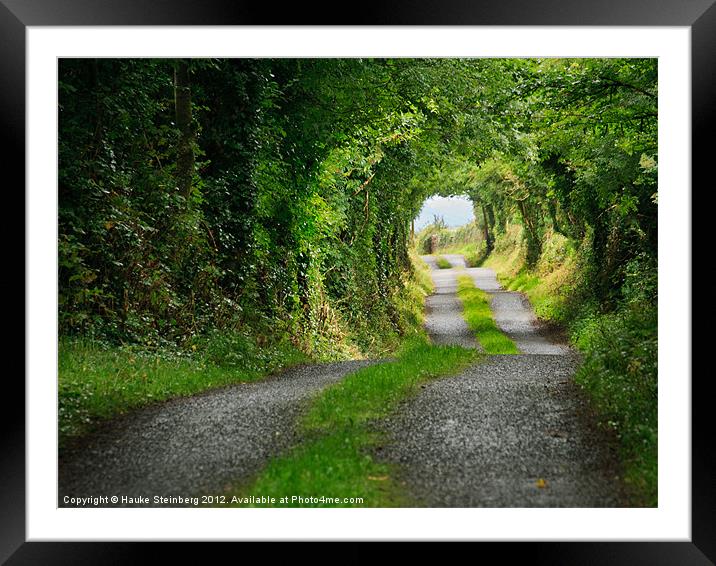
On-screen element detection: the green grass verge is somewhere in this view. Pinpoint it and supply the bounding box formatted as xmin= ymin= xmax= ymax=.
xmin=572 ymin=304 xmax=658 ymax=506
xmin=435 ymin=256 xmax=452 ymax=269
xmin=59 ymin=252 xmax=437 ymax=450
xmin=456 ymin=275 xmax=519 ymax=354
xmin=58 ymin=335 xmax=308 ymax=446
xmin=482 ymin=227 xmax=577 ymax=325
xmin=226 ymin=338 xmax=480 ymax=507
xmin=410 ymin=250 xmax=435 ymax=295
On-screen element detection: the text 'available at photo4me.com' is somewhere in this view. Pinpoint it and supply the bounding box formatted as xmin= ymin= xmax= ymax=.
xmin=62 ymin=494 xmax=366 ymax=507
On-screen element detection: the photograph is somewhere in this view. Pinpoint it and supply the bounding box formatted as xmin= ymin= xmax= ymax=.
xmin=55 ymin=57 xmax=658 ymax=510
xmin=6 ymin=4 xmax=710 ymax=562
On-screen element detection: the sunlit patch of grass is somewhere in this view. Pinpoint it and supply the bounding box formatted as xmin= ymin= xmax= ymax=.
xmin=435 ymin=256 xmax=452 ymax=269
xmin=483 ymin=225 xmax=526 ymax=278
xmin=231 ymin=430 xmax=407 ymax=507
xmin=436 ymin=242 xmax=486 ymax=267
xmin=410 ymin=249 xmax=435 ymax=295
xmin=456 ymin=276 xmax=519 ymax=354
xmin=227 ymin=337 xmax=480 ymax=507
xmin=506 ymin=271 xmax=540 ymax=294
xmin=485 ymin=227 xmax=578 ymax=325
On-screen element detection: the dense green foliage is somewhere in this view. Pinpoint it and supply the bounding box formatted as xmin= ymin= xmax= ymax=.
xmin=573 ymin=303 xmax=657 ymax=504
xmin=229 ymin=338 xmax=479 ymax=507
xmin=59 ymin=59 xmax=450 ymax=357
xmin=60 ymin=58 xmax=656 ymax=354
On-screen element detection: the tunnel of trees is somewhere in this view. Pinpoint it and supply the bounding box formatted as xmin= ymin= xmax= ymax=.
xmin=59 ymin=58 xmax=657 ymax=357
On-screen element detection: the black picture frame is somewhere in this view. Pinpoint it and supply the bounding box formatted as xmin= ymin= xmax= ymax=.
xmin=4 ymin=1 xmax=710 ymax=563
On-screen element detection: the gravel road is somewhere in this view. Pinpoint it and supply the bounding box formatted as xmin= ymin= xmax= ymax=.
xmin=465 ymin=266 xmax=570 ymax=355
xmin=378 ymin=354 xmax=622 ymax=507
xmin=59 ymin=360 xmax=374 ymax=507
xmin=59 ymin=254 xmax=621 ymax=508
xmin=383 ymin=254 xmax=622 ymax=506
xmin=420 ymin=255 xmax=480 ymax=350
xmin=427 ymin=254 xmax=568 ymax=354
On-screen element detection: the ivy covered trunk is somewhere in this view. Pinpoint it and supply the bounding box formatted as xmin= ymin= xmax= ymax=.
xmin=174 ymin=59 xmax=194 ymax=199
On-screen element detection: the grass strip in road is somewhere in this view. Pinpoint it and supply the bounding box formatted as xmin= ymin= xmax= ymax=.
xmin=435 ymin=256 xmax=452 ymax=269
xmin=227 ymin=338 xmax=479 ymax=507
xmin=456 ymin=275 xmax=519 ymax=354
xmin=435 ymin=244 xmax=485 ymax=267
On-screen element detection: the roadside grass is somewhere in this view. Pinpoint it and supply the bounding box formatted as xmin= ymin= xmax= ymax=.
xmin=572 ymin=304 xmax=658 ymax=506
xmin=483 ymin=226 xmax=577 ymax=324
xmin=456 ymin=276 xmax=519 ymax=354
xmin=410 ymin=249 xmax=435 ymax=295
xmin=59 ymin=254 xmax=435 ymax=449
xmin=227 ymin=337 xmax=480 ymax=507
xmin=59 ymin=245 xmax=438 ymax=453
xmin=435 ymin=256 xmax=452 ymax=269
xmin=58 ymin=336 xmax=308 ymax=447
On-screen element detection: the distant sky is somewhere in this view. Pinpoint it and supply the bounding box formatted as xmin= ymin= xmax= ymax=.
xmin=414 ymin=196 xmax=475 ymax=230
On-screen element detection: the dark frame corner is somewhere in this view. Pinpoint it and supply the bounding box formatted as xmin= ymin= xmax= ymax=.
xmin=5 ymin=0 xmax=712 ymax=563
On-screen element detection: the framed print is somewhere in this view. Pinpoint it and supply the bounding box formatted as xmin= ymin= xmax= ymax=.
xmin=5 ymin=0 xmax=712 ymax=562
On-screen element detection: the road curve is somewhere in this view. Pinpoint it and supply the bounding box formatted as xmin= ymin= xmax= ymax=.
xmin=427 ymin=254 xmax=569 ymax=354
xmin=464 ymin=265 xmax=570 ymax=355
xmin=59 ymin=360 xmax=374 ymax=507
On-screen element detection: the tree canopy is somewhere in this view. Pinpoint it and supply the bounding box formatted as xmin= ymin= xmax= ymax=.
xmin=59 ymin=57 xmax=657 ymax=352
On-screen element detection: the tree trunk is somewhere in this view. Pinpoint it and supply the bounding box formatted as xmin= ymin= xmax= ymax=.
xmin=174 ymin=60 xmax=194 ymax=199
xmin=481 ymin=204 xmax=494 ymax=256
xmin=547 ymin=200 xmax=564 ymax=236
xmin=518 ymin=200 xmax=542 ymax=267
